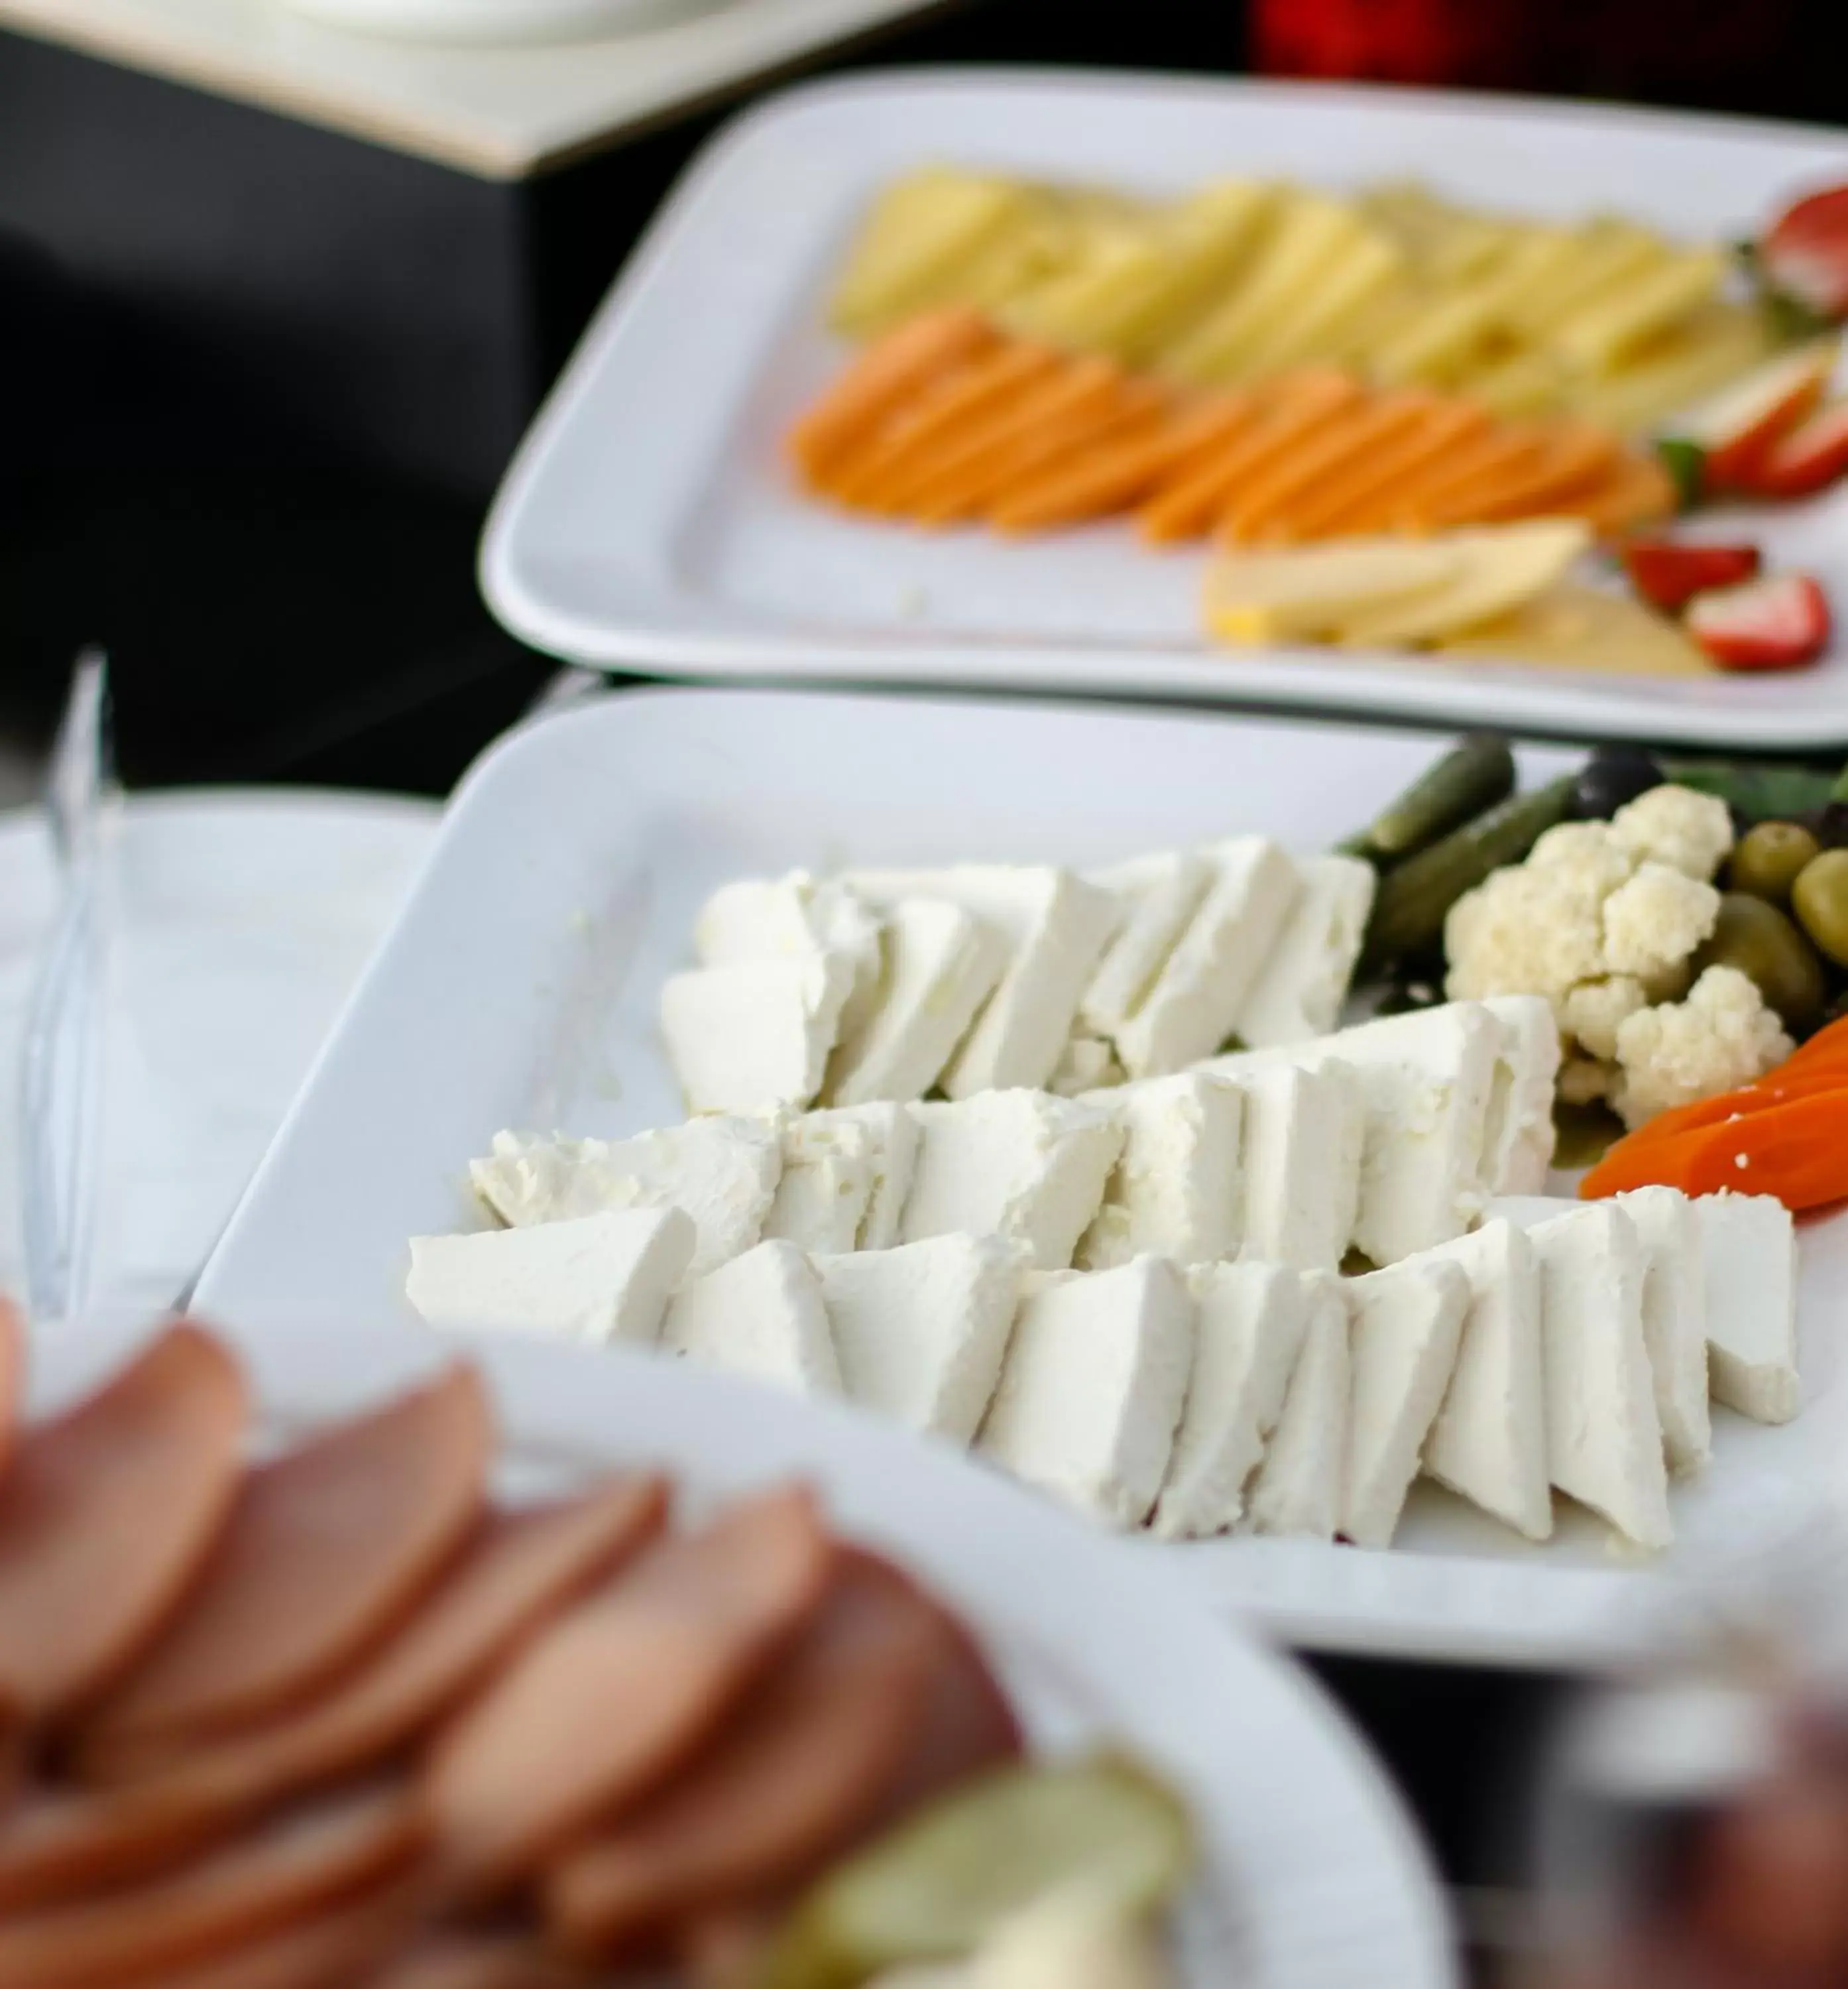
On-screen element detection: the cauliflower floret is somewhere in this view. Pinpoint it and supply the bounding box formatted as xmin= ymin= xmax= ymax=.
xmin=1444 ymin=860 xmax=1611 ymax=1006
xmin=1561 ymin=975 xmax=1648 ymax=1061
xmin=1609 ymin=784 xmax=1734 ymax=881
xmin=1601 ymin=863 xmax=1721 ymax=981
xmin=1557 ymin=1055 xmax=1614 ymax=1105
xmin=1527 ymin=820 xmax=1639 ymax=894
xmin=1610 ymin=965 xmax=1794 ymax=1129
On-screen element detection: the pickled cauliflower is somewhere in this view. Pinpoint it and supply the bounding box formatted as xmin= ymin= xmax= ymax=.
xmin=1611 ymin=966 xmax=1794 ymax=1130
xmin=1444 ymin=783 xmax=1755 ymax=1121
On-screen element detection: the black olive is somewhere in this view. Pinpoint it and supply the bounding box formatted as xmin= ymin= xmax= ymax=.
xmin=1570 ymin=745 xmax=1666 ymax=822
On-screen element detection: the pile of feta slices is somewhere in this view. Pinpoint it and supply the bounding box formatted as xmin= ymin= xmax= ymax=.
xmin=658 ymin=843 xmax=1377 ymax=1115
xmin=411 ymin=994 xmax=1802 ymax=1554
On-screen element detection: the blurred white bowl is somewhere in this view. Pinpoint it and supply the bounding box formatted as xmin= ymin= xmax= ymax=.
xmin=276 ymin=0 xmax=722 ymax=45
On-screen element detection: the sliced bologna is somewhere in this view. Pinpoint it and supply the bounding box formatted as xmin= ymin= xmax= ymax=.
xmin=426 ymin=1484 xmax=835 ymax=1895
xmin=0 ymin=1475 xmax=673 ymax=1914
xmin=0 ymin=1296 xmax=22 ymax=1480
xmin=82 ymin=1364 xmax=493 ymax=1773
xmin=365 ymin=1935 xmax=577 ymax=1989
xmin=546 ymin=1547 xmax=941 ymax=1957
xmin=0 ymin=1324 xmax=247 ymax=1718
xmin=0 ymin=1784 xmax=426 ymax=1988
xmin=129 ymin=1875 xmax=431 ymax=1989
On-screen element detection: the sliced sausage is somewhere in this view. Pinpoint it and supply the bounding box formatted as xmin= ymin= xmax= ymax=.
xmin=0 ymin=1296 xmax=22 ymax=1480
xmin=0 ymin=1475 xmax=671 ymax=1913
xmin=0 ymin=1784 xmax=426 ymax=1987
xmin=546 ymin=1547 xmax=940 ymax=1957
xmin=82 ymin=1364 xmax=492 ymax=1772
xmin=0 ymin=1325 xmax=248 ymax=1718
xmin=131 ymin=1874 xmax=432 ymax=1989
xmin=426 ymin=1483 xmax=835 ymax=1894
xmin=365 ymin=1935 xmax=577 ymax=1989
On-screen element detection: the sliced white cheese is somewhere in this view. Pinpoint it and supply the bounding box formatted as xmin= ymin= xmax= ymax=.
xmin=1113 ymin=838 xmax=1302 ymax=1079
xmin=1341 ymin=1255 xmax=1470 ymax=1549
xmin=825 ymin=899 xmax=1009 ymax=1107
xmin=1420 ymin=1221 xmax=1552 ymax=1541
xmin=1529 ymin=1203 xmax=1671 ymax=1550
xmin=1248 ymin=1270 xmax=1350 ymax=1541
xmin=979 ymin=1256 xmax=1193 ymax=1528
xmin=405 ymin=1207 xmax=695 ymax=1347
xmin=843 ymin=865 xmax=1120 ymax=1097
xmin=660 ymin=952 xmax=853 ymax=1116
xmin=821 ymin=1101 xmax=921 ymax=1251
xmin=1235 ymin=853 xmax=1375 ymax=1048
xmin=469 ymin=1119 xmax=781 ymax=1278
xmin=1617 ymin=1185 xmax=1711 ymax=1475
xmin=1696 ymin=1190 xmax=1799 ymax=1425
xmin=1479 ymin=994 xmax=1562 ymax=1195
xmin=816 ymin=1233 xmax=1025 ymax=1443
xmin=762 ymin=1111 xmax=880 ymax=1254
xmin=901 ymin=1090 xmax=1124 ymax=1272
xmin=693 ymin=871 xmax=884 ymax=1037
xmin=1152 ymin=1261 xmax=1308 ymax=1540
xmin=1047 ymin=1033 xmax=1126 ymax=1098
xmin=1234 ymin=1061 xmax=1363 ymax=1270
xmin=660 ymin=1239 xmax=841 ymax=1397
xmin=1074 ymin=1073 xmax=1244 ymax=1271
xmin=1078 ymin=851 xmax=1214 ymax=1038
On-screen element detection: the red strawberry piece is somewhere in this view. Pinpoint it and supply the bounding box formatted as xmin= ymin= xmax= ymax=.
xmin=1663 ymin=343 xmax=1837 ymax=493
xmin=1686 ymin=572 xmax=1832 ymax=672
xmin=1623 ymin=539 xmax=1762 ymax=613
xmin=1745 ymin=399 xmax=1848 ymax=500
xmin=1762 ymin=186 xmax=1848 ymax=322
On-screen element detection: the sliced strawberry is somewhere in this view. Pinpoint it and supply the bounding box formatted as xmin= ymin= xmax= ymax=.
xmin=1623 ymin=539 xmax=1761 ymax=613
xmin=1743 ymin=398 xmax=1848 ymax=499
xmin=1660 ymin=342 xmax=1838 ymax=495
xmin=1762 ymin=186 xmax=1848 ymax=322
xmin=1686 ymin=572 xmax=1831 ymax=672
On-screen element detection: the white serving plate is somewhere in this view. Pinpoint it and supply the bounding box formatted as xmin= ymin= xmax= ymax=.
xmin=483 ymin=68 xmax=1848 ymax=746
xmin=22 ymin=1314 xmax=1457 ymax=1989
xmin=196 ymin=688 xmax=1848 ymax=1667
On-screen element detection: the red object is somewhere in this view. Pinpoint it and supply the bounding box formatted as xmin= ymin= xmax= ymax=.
xmin=1580 ymin=1083 xmax=1848 ymax=1209
xmin=1682 ymin=346 xmax=1836 ymax=492
xmin=1623 ymin=539 xmax=1761 ymax=613
xmin=1249 ymin=0 xmax=1536 ymax=86
xmin=1762 ymin=186 xmax=1848 ymax=320
xmin=1686 ymin=572 xmax=1831 ymax=671
xmin=1745 ymin=400 xmax=1848 ymax=500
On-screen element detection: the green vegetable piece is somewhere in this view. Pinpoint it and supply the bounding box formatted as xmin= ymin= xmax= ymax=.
xmin=1340 ymin=733 xmax=1516 ymax=867
xmin=1792 ymin=849 xmax=1848 ymax=969
xmin=758 ymin=1755 xmax=1194 ymax=1989
xmin=1654 ymin=436 xmax=1707 ymax=511
xmin=1692 ymin=893 xmax=1825 ymax=1034
xmin=1361 ymin=774 xmax=1575 ymax=976
xmin=1831 ymin=760 xmax=1848 ymax=807
xmin=1729 ymin=821 xmax=1821 ymax=906
xmin=1659 ymin=759 xmax=1838 ymax=824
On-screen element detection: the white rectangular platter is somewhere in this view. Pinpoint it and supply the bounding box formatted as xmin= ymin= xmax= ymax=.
xmin=483 ymin=69 xmax=1848 ymax=747
xmin=197 ymin=688 xmax=1848 ymax=1667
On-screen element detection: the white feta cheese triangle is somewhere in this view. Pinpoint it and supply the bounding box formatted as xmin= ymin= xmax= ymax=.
xmin=1696 ymin=1191 xmax=1799 ymax=1425
xmin=1075 ymin=1073 xmax=1245 ymax=1271
xmin=1616 ymin=1185 xmax=1711 ymax=1474
xmin=1235 ymin=853 xmax=1375 ymax=1048
xmin=1234 ymin=1061 xmax=1363 ymax=1271
xmin=660 ymin=1240 xmax=840 ymax=1398
xmin=1248 ymin=1271 xmax=1350 ymax=1541
xmin=660 ymin=952 xmax=854 ymax=1116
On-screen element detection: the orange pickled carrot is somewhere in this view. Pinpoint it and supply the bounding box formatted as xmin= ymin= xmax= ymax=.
xmin=1139 ymin=373 xmax=1365 ymax=544
xmin=1389 ymin=426 xmax=1553 ymax=531
xmin=1217 ymin=391 xmax=1442 ymax=546
xmin=829 ymin=342 xmax=1063 ymax=509
xmin=1422 ymin=424 xmax=1619 ymax=528
xmin=1580 ymin=1085 xmax=1848 ymax=1210
xmin=1584 ymin=1065 xmax=1848 ymax=1167
xmin=1776 ymin=1012 xmax=1848 ymax=1079
xmin=787 ymin=308 xmax=996 ymax=484
xmin=1278 ymin=400 xmax=1493 ymax=542
xmin=1566 ymin=453 xmax=1680 ymax=536
xmin=903 ymin=370 xmax=1161 ymax=517
xmin=988 ymin=395 xmax=1252 ymax=534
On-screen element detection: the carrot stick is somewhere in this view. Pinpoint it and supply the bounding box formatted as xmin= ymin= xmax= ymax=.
xmin=894 ymin=357 xmax=1142 ymax=522
xmin=1565 ymin=453 xmax=1679 ymax=536
xmin=1216 ymin=391 xmax=1442 ymax=546
xmin=988 ymin=395 xmax=1252 ymax=534
xmin=829 ymin=342 xmax=1062 ymax=509
xmin=1277 ymin=400 xmax=1491 ymax=542
xmin=1774 ymin=1012 xmax=1848 ymax=1079
xmin=921 ymin=397 xmax=1167 ymax=526
xmin=1422 ymin=424 xmax=1619 ymax=528
xmin=1333 ymin=416 xmax=1527 ymax=534
xmin=787 ymin=308 xmax=996 ymax=484
xmin=1580 ymin=1086 xmax=1848 ymax=1209
xmin=1583 ymin=1065 xmax=1848 ymax=1167
xmin=1139 ymin=373 xmax=1365 ymax=544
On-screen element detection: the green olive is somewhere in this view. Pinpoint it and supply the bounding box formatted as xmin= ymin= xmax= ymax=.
xmin=1794 ymin=850 xmax=1848 ymax=969
xmin=1730 ymin=821 xmax=1823 ymax=906
xmin=1692 ymin=892 xmax=1827 ymax=1032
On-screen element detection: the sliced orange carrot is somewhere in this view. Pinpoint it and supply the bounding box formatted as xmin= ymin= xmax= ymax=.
xmin=1423 ymin=423 xmax=1619 ymax=528
xmin=916 ymin=392 xmax=1167 ymax=528
xmin=1580 ymin=1085 xmax=1848 ymax=1209
xmin=1277 ymin=400 xmax=1492 ymax=542
xmin=1139 ymin=373 xmax=1365 ymax=544
xmin=1584 ymin=1064 xmax=1848 ymax=1169
xmin=1565 ymin=452 xmax=1679 ymax=536
xmin=828 ymin=343 xmax=1062 ymax=510
xmin=787 ymin=308 xmax=996 ymax=484
xmin=1391 ymin=425 xmax=1554 ymax=531
xmin=894 ymin=357 xmax=1144 ymax=523
xmin=988 ymin=394 xmax=1251 ymax=534
xmin=1775 ymin=1012 xmax=1848 ymax=1079
xmin=1217 ymin=391 xmax=1442 ymax=546
xmin=1335 ymin=416 xmax=1529 ymax=535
